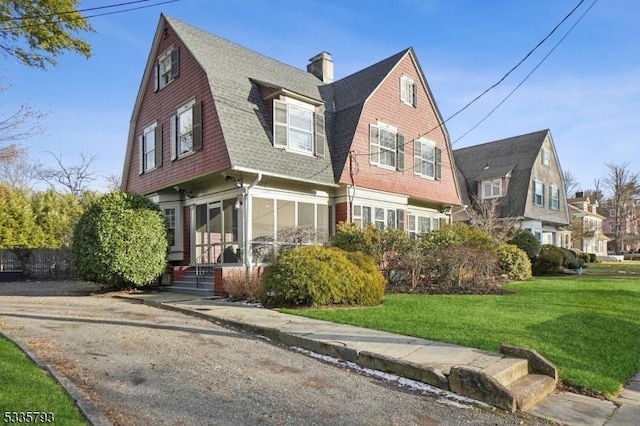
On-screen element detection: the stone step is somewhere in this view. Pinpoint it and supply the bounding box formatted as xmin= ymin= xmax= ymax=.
xmin=483 ymin=357 xmax=529 ymax=388
xmin=165 ymin=286 xmax=216 ymax=297
xmin=507 ymin=374 xmax=557 ymax=412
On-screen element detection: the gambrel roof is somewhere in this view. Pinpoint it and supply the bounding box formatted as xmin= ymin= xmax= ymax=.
xmin=454 ymin=129 xmax=553 ymax=218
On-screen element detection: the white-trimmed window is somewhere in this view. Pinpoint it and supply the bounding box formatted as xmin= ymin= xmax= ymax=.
xmin=139 ymin=122 xmax=161 ymax=174
xmin=353 ymin=205 xmax=372 ymax=228
xmin=170 ymin=99 xmax=202 ymax=160
xmin=273 ymin=99 xmax=325 ymax=157
xmin=400 ymin=75 xmax=417 ymax=107
xmin=354 ymin=205 xmax=403 ymax=230
xmin=155 ymin=47 xmax=180 ymax=91
xmin=482 ymin=179 xmax=502 ymax=199
xmin=408 ymin=214 xmax=440 ymax=238
xmin=414 ymin=138 xmax=441 ymax=180
xmin=550 ymin=185 xmax=560 ymax=210
xmin=370 ymin=122 xmax=404 ymax=170
xmin=164 ymin=208 xmax=176 ymax=247
xmin=533 ymin=179 xmax=545 ymax=206
xmin=541 ymin=147 xmax=550 ymax=167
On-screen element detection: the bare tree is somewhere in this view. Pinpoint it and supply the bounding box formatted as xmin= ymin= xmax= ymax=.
xmin=563 ymin=170 xmax=580 ymax=198
xmin=0 ymin=147 xmax=41 ymax=190
xmin=103 ymin=173 xmax=122 ymax=193
xmin=467 ymin=195 xmax=521 ymax=241
xmin=0 ymin=102 xmax=45 ymax=162
xmin=38 ymin=151 xmax=97 ymax=196
xmin=602 ymin=162 xmax=640 ymax=253
xmin=583 ymin=178 xmax=604 ymax=205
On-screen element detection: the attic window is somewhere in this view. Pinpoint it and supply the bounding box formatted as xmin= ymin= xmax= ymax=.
xmin=370 ymin=122 xmax=404 ymax=171
xmin=482 ymin=179 xmax=502 ymax=199
xmin=155 ymin=47 xmax=180 ymax=91
xmin=273 ymin=99 xmax=325 ymax=157
xmin=541 ymin=147 xmax=550 ymax=167
xmin=400 ymin=75 xmax=417 ymax=107
xmin=414 ymin=138 xmax=441 ymax=180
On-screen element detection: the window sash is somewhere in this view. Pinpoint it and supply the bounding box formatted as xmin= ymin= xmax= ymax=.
xmin=143 ymin=129 xmax=155 ymax=171
xmin=400 ymin=76 xmax=415 ymax=106
xmin=415 ymin=140 xmax=435 ymax=177
xmin=482 ymin=179 xmax=501 ymax=198
xmin=178 ymin=107 xmax=193 ymax=155
xmin=550 ymin=185 xmax=559 ymax=210
xmin=534 ymin=180 xmax=545 ymax=206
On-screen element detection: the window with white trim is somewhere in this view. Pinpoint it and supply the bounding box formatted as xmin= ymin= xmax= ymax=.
xmin=139 ymin=122 xmax=161 ymax=174
xmin=533 ymin=179 xmax=545 ymax=206
xmin=370 ymin=122 xmax=404 ymax=170
xmin=550 ymin=185 xmax=560 ymax=210
xmin=353 ymin=205 xmax=372 ymax=229
xmin=155 ymin=47 xmax=179 ymax=91
xmin=354 ymin=205 xmax=402 ymax=230
xmin=414 ymin=138 xmax=441 ymax=180
xmin=170 ymin=99 xmax=202 ymax=160
xmin=541 ymin=147 xmax=550 ymax=167
xmin=400 ymin=75 xmax=416 ymax=107
xmin=164 ymin=208 xmax=176 ymax=247
xmin=273 ymin=99 xmax=325 ymax=157
xmin=482 ymin=179 xmax=502 ymax=199
xmin=408 ymin=214 xmax=440 ymax=238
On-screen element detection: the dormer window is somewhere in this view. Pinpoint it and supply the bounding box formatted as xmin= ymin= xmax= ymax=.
xmin=273 ymin=99 xmax=325 ymax=157
xmin=155 ymin=47 xmax=180 ymax=91
xmin=482 ymin=179 xmax=502 ymax=199
xmin=400 ymin=75 xmax=417 ymax=107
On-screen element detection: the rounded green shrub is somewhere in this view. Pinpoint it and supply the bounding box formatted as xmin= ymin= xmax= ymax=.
xmin=508 ymin=230 xmax=541 ymax=259
xmin=494 ymin=242 xmax=532 ymax=281
xmin=532 ymin=245 xmax=564 ymax=275
xmin=419 ymin=222 xmax=493 ymax=252
xmin=72 ymin=192 xmax=168 ymax=288
xmin=262 ymin=245 xmax=385 ymax=307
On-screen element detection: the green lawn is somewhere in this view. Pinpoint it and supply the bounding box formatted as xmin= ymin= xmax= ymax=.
xmin=284 ymin=264 xmax=640 ymax=397
xmin=0 ymin=336 xmax=88 ymax=425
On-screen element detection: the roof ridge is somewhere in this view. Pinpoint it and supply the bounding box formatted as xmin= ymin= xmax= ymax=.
xmin=453 ymin=129 xmax=549 ymax=152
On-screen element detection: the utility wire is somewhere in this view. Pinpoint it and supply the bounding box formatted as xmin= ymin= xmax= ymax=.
xmin=1 ymin=0 xmax=178 ymax=30
xmin=0 ymin=0 xmax=157 ymax=22
xmin=452 ymin=0 xmax=599 ymax=146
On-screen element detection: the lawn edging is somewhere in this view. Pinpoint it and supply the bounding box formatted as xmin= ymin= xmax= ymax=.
xmin=0 ymin=331 xmax=112 ymax=426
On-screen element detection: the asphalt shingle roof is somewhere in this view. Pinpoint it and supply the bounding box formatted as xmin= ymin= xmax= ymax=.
xmin=166 ymin=15 xmax=411 ymax=186
xmin=454 ymin=129 xmax=550 ymax=217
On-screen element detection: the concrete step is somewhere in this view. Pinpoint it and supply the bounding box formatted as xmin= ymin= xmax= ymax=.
xmin=507 ymin=374 xmax=557 ymax=412
xmin=165 ymin=286 xmax=216 ymax=297
xmin=483 ymin=357 xmax=529 ymax=388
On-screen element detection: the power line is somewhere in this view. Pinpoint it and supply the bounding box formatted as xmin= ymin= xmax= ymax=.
xmin=0 ymin=0 xmax=157 ymax=22
xmin=1 ymin=0 xmax=178 ymax=31
xmin=452 ymin=0 xmax=599 ymax=146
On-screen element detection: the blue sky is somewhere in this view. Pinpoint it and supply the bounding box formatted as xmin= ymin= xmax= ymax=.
xmin=2 ymin=0 xmax=638 ymax=194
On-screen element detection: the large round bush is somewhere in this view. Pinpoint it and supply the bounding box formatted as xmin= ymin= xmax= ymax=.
xmin=508 ymin=230 xmax=541 ymax=260
xmin=494 ymin=242 xmax=532 ymax=281
xmin=262 ymin=246 xmax=385 ymax=307
xmin=72 ymin=192 xmax=168 ymax=288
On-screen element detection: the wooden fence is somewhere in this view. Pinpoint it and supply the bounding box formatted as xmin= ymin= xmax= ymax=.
xmin=0 ymin=249 xmax=76 ymax=280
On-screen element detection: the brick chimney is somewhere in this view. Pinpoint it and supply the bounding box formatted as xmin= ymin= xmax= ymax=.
xmin=307 ymin=52 xmax=333 ymax=83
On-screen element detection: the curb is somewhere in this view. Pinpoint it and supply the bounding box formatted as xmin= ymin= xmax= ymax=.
xmin=0 ymin=332 xmax=113 ymax=426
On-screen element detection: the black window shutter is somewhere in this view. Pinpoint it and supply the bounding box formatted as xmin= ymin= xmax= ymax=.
xmin=396 ymin=133 xmax=405 ymax=171
xmin=192 ymin=100 xmax=202 ymax=151
xmin=138 ymin=135 xmax=144 ymax=174
xmin=435 ymin=147 xmax=442 ymax=180
xmin=155 ymin=125 xmax=163 ymax=168
xmin=412 ymin=83 xmax=418 ymax=107
xmin=369 ymin=125 xmax=379 ymax=164
xmin=170 ymin=115 xmax=177 ymax=160
xmin=171 ymin=47 xmax=180 ymax=79
xmin=154 ymin=63 xmax=159 ymax=92
xmin=314 ymin=112 xmax=326 ymax=157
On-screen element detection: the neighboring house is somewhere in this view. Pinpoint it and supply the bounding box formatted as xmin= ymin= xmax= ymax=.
xmin=567 ymin=192 xmax=608 ymax=256
xmin=121 ymin=14 xmax=462 ymax=284
xmin=453 ymin=130 xmax=571 ymax=246
xmin=600 ymin=199 xmax=639 ymax=253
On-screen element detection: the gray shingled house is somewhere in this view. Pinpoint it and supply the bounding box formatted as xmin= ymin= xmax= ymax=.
xmin=453 ymin=130 xmax=571 ymax=246
xmin=121 ymin=14 xmax=462 ymax=294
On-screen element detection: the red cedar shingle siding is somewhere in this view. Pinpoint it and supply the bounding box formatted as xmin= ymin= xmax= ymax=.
xmin=340 ymin=54 xmax=459 ymax=206
xmin=126 ymin=23 xmax=231 ymax=195
xmin=335 ymin=201 xmax=349 ymax=223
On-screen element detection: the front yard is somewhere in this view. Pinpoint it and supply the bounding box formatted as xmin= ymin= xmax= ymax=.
xmin=284 ymin=262 xmax=640 ymax=397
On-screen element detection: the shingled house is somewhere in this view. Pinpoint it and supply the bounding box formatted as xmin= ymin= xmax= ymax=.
xmin=121 ymin=14 xmax=462 ymax=293
xmin=453 ymin=130 xmax=571 ymax=246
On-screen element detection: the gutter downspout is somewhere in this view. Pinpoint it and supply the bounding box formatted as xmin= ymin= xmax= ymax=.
xmin=242 ymin=173 xmax=262 ymax=269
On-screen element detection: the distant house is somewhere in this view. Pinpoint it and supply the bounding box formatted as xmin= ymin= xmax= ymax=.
xmin=600 ymin=199 xmax=639 ymax=254
xmin=453 ymin=130 xmax=571 ymax=246
xmin=121 ymin=14 xmax=462 ymax=290
xmin=567 ymin=192 xmax=608 ymax=256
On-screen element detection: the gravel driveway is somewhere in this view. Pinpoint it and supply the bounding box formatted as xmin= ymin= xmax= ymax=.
xmin=0 ymin=281 xmax=549 ymax=425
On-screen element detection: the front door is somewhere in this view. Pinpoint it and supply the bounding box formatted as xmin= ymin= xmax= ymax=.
xmin=193 ymin=200 xmax=240 ymax=265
